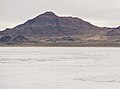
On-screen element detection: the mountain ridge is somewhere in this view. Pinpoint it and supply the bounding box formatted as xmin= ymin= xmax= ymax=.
xmin=0 ymin=11 xmax=120 ymax=46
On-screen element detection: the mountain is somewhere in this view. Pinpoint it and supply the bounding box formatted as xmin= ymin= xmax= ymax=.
xmin=0 ymin=12 xmax=120 ymax=46
xmin=107 ymin=26 xmax=120 ymax=36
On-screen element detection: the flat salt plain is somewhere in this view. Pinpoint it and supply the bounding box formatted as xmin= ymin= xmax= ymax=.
xmin=0 ymin=47 xmax=120 ymax=89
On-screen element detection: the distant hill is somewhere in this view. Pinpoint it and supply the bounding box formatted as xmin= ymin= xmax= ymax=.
xmin=0 ymin=12 xmax=120 ymax=46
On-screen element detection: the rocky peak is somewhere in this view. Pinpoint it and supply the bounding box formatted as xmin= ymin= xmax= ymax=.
xmin=41 ymin=12 xmax=57 ymax=16
xmin=23 ymin=11 xmax=59 ymax=26
xmin=35 ymin=11 xmax=58 ymax=19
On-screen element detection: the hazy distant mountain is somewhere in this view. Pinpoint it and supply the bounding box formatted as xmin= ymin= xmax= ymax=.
xmin=0 ymin=12 xmax=120 ymax=46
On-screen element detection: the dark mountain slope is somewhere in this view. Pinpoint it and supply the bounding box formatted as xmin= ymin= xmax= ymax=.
xmin=0 ymin=12 xmax=119 ymax=46
xmin=107 ymin=26 xmax=120 ymax=36
xmin=1 ymin=12 xmax=103 ymax=37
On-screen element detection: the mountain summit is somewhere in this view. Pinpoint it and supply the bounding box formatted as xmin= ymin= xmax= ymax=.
xmin=40 ymin=11 xmax=58 ymax=16
xmin=0 ymin=12 xmax=120 ymax=46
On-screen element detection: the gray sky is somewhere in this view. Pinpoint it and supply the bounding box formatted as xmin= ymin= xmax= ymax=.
xmin=0 ymin=0 xmax=120 ymax=30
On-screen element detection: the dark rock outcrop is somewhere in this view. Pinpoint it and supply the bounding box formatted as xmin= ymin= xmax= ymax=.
xmin=12 ymin=35 xmax=28 ymax=43
xmin=0 ymin=36 xmax=12 ymax=43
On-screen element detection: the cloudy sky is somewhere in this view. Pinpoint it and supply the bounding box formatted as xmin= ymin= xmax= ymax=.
xmin=0 ymin=0 xmax=120 ymax=30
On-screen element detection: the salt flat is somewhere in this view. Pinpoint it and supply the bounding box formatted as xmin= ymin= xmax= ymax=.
xmin=0 ymin=47 xmax=120 ymax=89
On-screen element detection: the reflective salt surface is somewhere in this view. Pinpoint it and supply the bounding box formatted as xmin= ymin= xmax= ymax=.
xmin=0 ymin=47 xmax=120 ymax=89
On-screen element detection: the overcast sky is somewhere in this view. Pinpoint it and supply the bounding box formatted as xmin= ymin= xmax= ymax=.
xmin=0 ymin=0 xmax=120 ymax=30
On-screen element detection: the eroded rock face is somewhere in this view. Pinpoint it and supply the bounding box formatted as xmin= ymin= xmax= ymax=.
xmin=12 ymin=35 xmax=28 ymax=43
xmin=0 ymin=36 xmax=12 ymax=43
xmin=0 ymin=35 xmax=28 ymax=43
